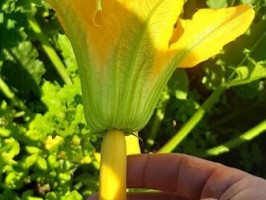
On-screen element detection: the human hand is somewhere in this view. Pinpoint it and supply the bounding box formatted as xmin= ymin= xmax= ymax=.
xmin=88 ymin=153 xmax=266 ymax=200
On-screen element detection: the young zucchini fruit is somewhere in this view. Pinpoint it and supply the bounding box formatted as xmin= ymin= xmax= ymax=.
xmin=100 ymin=130 xmax=126 ymax=200
xmin=125 ymin=133 xmax=141 ymax=155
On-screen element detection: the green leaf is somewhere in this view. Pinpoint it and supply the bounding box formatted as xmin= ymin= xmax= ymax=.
xmin=36 ymin=156 xmax=48 ymax=171
xmin=227 ymin=62 xmax=266 ymax=87
xmin=45 ymin=192 xmax=57 ymax=200
xmin=0 ymin=138 xmax=20 ymax=165
xmin=0 ymin=127 xmax=11 ymax=137
xmin=0 ymin=12 xmax=27 ymax=50
xmin=47 ymin=154 xmax=58 ymax=168
xmin=206 ymin=0 xmax=228 ymax=8
xmin=5 ymin=171 xmax=24 ymax=189
xmin=1 ymin=41 xmax=45 ymax=99
xmin=25 ymin=154 xmax=38 ymax=168
xmin=61 ymin=190 xmax=82 ymax=200
xmin=25 ymin=146 xmax=40 ymax=154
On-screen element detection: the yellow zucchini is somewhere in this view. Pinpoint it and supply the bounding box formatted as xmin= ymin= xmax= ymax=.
xmin=125 ymin=134 xmax=141 ymax=155
xmin=100 ymin=130 xmax=126 ymax=200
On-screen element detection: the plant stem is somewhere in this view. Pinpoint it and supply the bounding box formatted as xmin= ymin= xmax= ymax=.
xmin=147 ymin=104 xmax=167 ymax=147
xmin=230 ymin=0 xmax=237 ymax=6
xmin=158 ymin=86 xmax=225 ymax=153
xmin=26 ymin=14 xmax=72 ymax=85
xmin=202 ymin=120 xmax=266 ymax=157
xmin=100 ymin=130 xmax=126 ymax=200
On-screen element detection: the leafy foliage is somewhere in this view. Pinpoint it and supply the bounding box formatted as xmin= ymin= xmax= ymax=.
xmin=0 ymin=0 xmax=98 ymax=199
xmin=1 ymin=0 xmax=266 ymax=199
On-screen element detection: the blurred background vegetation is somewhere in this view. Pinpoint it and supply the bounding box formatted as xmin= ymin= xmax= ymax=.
xmin=0 ymin=0 xmax=266 ymax=199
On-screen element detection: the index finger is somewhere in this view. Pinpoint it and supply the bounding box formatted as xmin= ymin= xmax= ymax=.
xmin=127 ymin=153 xmax=248 ymax=199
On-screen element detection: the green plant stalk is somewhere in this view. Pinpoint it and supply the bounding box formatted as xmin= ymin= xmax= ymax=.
xmin=158 ymin=86 xmax=225 ymax=153
xmin=203 ymin=120 xmax=266 ymax=157
xmin=100 ymin=129 xmax=126 ymax=200
xmin=230 ymin=0 xmax=237 ymax=6
xmin=147 ymin=103 xmax=167 ymax=147
xmin=26 ymin=14 xmax=72 ymax=85
xmin=146 ymin=109 xmax=163 ymax=147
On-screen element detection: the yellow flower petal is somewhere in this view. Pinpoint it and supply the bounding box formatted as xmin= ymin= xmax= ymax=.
xmin=46 ymin=0 xmax=185 ymax=132
xmin=170 ymin=4 xmax=255 ymax=68
xmin=46 ymin=0 xmax=124 ymax=67
xmin=46 ymin=0 xmax=184 ymax=67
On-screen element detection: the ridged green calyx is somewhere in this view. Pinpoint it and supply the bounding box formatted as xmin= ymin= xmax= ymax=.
xmin=46 ymin=0 xmax=254 ymax=134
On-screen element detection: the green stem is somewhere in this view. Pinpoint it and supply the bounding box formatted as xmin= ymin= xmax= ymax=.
xmin=26 ymin=14 xmax=72 ymax=85
xmin=230 ymin=0 xmax=237 ymax=6
xmin=158 ymin=86 xmax=225 ymax=153
xmin=146 ymin=109 xmax=163 ymax=147
xmin=202 ymin=120 xmax=266 ymax=157
xmin=147 ymin=101 xmax=168 ymax=147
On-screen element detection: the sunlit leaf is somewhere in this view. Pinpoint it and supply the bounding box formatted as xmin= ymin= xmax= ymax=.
xmin=1 ymin=41 xmax=45 ymax=99
xmin=228 ymin=62 xmax=266 ymax=87
xmin=206 ymin=0 xmax=228 ymax=8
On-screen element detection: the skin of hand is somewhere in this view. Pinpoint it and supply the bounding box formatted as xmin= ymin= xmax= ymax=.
xmin=88 ymin=153 xmax=266 ymax=200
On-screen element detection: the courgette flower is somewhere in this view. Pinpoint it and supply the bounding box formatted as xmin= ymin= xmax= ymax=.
xmin=46 ymin=0 xmax=254 ymax=133
xmin=45 ymin=1 xmax=255 ymax=200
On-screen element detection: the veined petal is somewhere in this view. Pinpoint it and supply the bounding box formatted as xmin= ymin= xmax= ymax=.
xmin=46 ymin=0 xmax=184 ymax=67
xmin=46 ymin=0 xmax=129 ymax=67
xmin=170 ymin=4 xmax=255 ymax=68
xmin=46 ymin=0 xmax=186 ymax=132
xmin=130 ymin=0 xmax=184 ymax=51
